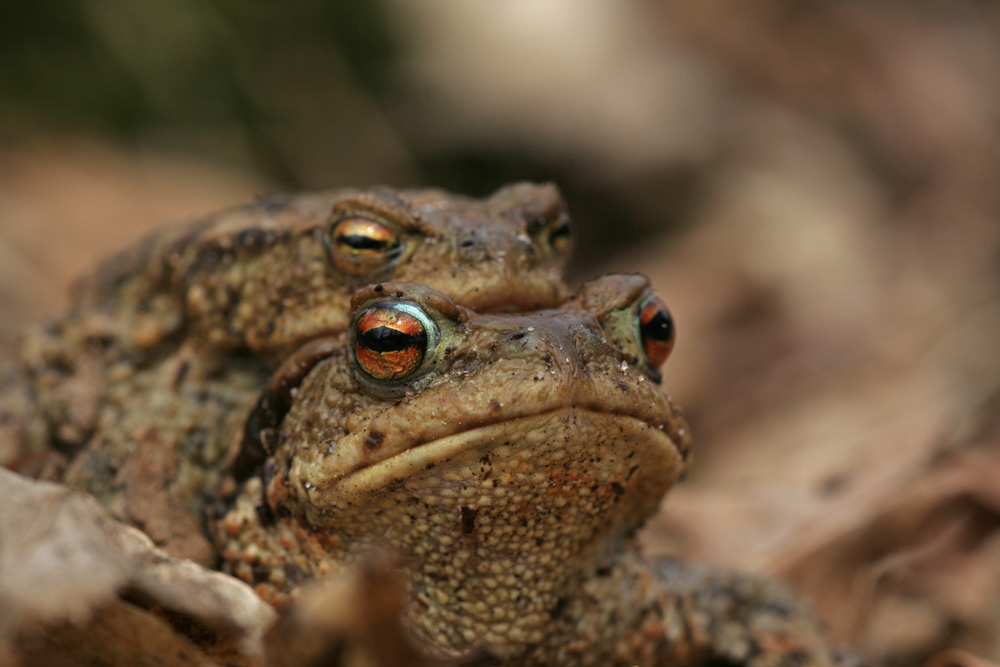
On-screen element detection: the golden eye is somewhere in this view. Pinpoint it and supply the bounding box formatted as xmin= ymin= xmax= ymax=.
xmin=527 ymin=213 xmax=572 ymax=261
xmin=547 ymin=216 xmax=572 ymax=257
xmin=637 ymin=295 xmax=675 ymax=368
xmin=353 ymin=303 xmax=436 ymax=381
xmin=327 ymin=217 xmax=403 ymax=274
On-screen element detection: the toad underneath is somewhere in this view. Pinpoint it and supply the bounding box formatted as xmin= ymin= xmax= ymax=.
xmin=215 ymin=275 xmax=859 ymax=667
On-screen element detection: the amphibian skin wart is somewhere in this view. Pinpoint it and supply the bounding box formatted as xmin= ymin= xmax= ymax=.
xmin=3 ymin=184 xmax=863 ymax=666
xmin=5 ymin=183 xmax=572 ymax=560
xmin=215 ymin=276 xmax=859 ymax=666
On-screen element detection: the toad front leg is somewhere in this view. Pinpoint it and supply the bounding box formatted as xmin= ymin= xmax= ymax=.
xmin=532 ymin=548 xmax=863 ymax=667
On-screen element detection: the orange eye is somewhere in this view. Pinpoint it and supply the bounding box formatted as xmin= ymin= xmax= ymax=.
xmin=328 ymin=217 xmax=402 ymax=274
xmin=638 ymin=296 xmax=675 ymax=368
xmin=353 ymin=304 xmax=435 ymax=381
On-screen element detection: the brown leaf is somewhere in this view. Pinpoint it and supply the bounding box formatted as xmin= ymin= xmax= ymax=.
xmin=0 ymin=469 xmax=274 ymax=666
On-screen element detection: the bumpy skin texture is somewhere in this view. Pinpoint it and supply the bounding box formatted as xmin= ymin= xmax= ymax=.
xmin=215 ymin=278 xmax=856 ymax=667
xmin=2 ymin=183 xmax=571 ymax=560
xmin=0 ymin=184 xmax=862 ymax=665
xmin=57 ymin=182 xmax=571 ymax=358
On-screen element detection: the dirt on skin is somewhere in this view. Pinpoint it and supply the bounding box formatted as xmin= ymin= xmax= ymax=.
xmin=2 ymin=2 xmax=1000 ymax=665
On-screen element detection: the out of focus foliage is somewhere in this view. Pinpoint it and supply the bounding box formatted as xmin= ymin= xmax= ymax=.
xmin=0 ymin=1 xmax=703 ymax=268
xmin=0 ymin=1 xmax=398 ymax=187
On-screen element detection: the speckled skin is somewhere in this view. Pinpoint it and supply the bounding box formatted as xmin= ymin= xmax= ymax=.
xmin=214 ymin=277 xmax=856 ymax=666
xmin=0 ymin=184 xmax=863 ymax=665
xmin=54 ymin=182 xmax=571 ymax=358
xmin=2 ymin=184 xmax=571 ymax=560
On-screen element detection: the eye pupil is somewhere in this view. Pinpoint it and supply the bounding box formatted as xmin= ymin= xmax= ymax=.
xmin=549 ymin=219 xmax=571 ymax=243
xmin=638 ymin=296 xmax=675 ymax=369
xmin=640 ymin=309 xmax=673 ymax=342
xmin=338 ymin=233 xmax=392 ymax=252
xmin=527 ymin=214 xmax=572 ymax=259
xmin=359 ymin=325 xmax=426 ymax=353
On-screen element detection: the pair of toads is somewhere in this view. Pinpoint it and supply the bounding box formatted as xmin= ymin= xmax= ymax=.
xmin=4 ymin=183 xmax=860 ymax=666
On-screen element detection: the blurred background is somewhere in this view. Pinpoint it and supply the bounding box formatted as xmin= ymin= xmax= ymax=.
xmin=2 ymin=1 xmax=1000 ymax=664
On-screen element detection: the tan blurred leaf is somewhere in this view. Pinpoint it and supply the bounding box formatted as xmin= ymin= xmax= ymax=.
xmin=0 ymin=469 xmax=275 ymax=666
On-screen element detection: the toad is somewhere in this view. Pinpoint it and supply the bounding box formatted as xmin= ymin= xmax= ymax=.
xmin=215 ymin=276 xmax=856 ymax=666
xmin=58 ymin=182 xmax=571 ymax=358
xmin=2 ymin=183 xmax=572 ymax=561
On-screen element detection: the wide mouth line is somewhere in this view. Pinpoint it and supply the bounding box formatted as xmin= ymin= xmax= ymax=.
xmin=326 ymin=407 xmax=680 ymax=498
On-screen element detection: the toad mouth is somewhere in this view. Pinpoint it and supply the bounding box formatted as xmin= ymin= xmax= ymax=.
xmin=306 ymin=408 xmax=686 ymax=505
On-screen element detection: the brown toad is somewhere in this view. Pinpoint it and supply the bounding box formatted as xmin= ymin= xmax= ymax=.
xmin=215 ymin=276 xmax=856 ymax=666
xmin=2 ymin=183 xmax=572 ymax=560
xmin=37 ymin=181 xmax=571 ymax=359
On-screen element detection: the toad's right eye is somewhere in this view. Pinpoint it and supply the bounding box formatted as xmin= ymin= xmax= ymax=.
xmin=527 ymin=212 xmax=573 ymax=263
xmin=353 ymin=303 xmax=437 ymax=382
xmin=637 ymin=295 xmax=675 ymax=369
xmin=327 ymin=217 xmax=403 ymax=274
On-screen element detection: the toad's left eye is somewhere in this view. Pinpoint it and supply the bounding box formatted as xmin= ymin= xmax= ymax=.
xmin=327 ymin=217 xmax=403 ymax=275
xmin=354 ymin=303 xmax=437 ymax=381
xmin=637 ymin=296 xmax=675 ymax=368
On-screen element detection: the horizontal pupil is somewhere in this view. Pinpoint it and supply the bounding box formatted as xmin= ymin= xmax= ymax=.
xmin=339 ymin=233 xmax=392 ymax=251
xmin=359 ymin=325 xmax=426 ymax=353
xmin=550 ymin=221 xmax=571 ymax=240
xmin=642 ymin=311 xmax=673 ymax=341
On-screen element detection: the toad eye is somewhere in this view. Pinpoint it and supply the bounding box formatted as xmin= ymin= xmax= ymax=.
xmin=637 ymin=296 xmax=675 ymax=368
xmin=353 ymin=303 xmax=438 ymax=382
xmin=528 ymin=213 xmax=573 ymax=261
xmin=546 ymin=217 xmax=572 ymax=257
xmin=327 ymin=217 xmax=403 ymax=275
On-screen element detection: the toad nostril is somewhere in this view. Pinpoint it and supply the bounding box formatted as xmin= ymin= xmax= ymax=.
xmin=507 ymin=331 xmax=527 ymax=342
xmin=457 ymin=235 xmax=489 ymax=263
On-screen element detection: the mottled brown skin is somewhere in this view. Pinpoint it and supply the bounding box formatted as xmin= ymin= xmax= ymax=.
xmin=2 ymin=183 xmax=571 ymax=560
xmin=0 ymin=183 xmax=863 ymax=665
xmin=60 ymin=182 xmax=571 ymax=358
xmin=215 ymin=277 xmax=855 ymax=667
